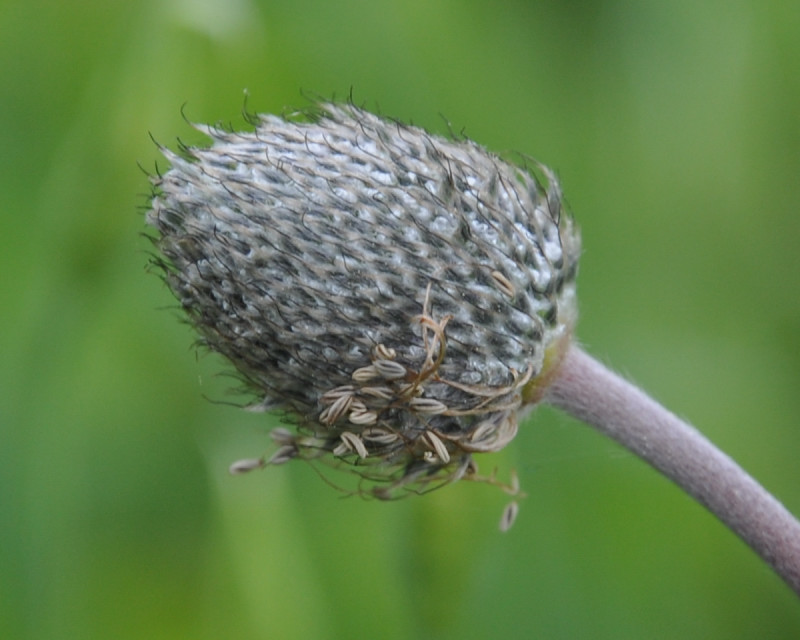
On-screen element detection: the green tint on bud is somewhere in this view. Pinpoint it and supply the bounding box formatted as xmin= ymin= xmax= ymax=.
xmin=147 ymin=104 xmax=580 ymax=500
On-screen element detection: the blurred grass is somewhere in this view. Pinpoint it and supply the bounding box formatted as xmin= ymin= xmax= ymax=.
xmin=1 ymin=0 xmax=799 ymax=638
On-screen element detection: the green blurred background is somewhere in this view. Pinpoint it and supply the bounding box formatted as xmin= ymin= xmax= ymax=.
xmin=2 ymin=0 xmax=799 ymax=637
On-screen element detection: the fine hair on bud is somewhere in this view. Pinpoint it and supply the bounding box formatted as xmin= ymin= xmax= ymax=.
xmin=146 ymin=102 xmax=579 ymax=504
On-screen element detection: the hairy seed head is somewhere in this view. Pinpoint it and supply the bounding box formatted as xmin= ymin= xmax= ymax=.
xmin=146 ymin=103 xmax=580 ymax=501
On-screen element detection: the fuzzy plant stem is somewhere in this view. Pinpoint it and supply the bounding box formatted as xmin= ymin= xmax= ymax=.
xmin=545 ymin=343 xmax=800 ymax=595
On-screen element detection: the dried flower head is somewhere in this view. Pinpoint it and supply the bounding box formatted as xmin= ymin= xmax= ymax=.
xmin=147 ymin=103 xmax=580 ymax=501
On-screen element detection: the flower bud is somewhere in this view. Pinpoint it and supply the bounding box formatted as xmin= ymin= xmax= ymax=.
xmin=147 ymin=103 xmax=580 ymax=499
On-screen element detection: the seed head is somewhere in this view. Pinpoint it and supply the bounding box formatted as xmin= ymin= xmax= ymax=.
xmin=147 ymin=103 xmax=580 ymax=500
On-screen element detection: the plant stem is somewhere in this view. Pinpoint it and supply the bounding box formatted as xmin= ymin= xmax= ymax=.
xmin=545 ymin=344 xmax=800 ymax=596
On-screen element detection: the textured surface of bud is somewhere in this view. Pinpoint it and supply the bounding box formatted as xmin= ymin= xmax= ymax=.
xmin=147 ymin=103 xmax=580 ymax=498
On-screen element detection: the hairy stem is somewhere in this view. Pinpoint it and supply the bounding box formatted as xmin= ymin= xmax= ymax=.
xmin=545 ymin=344 xmax=800 ymax=596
